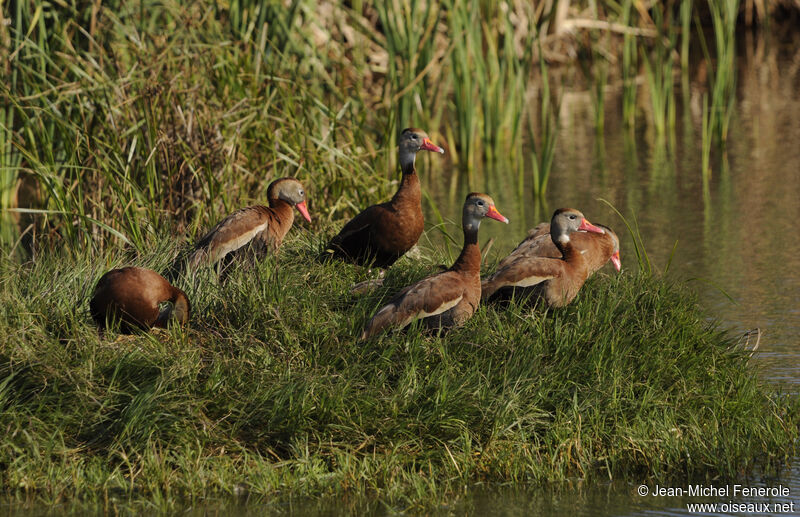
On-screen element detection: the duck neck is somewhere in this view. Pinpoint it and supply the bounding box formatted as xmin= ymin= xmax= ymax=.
xmin=451 ymin=225 xmax=480 ymax=274
xmin=553 ymin=232 xmax=581 ymax=263
xmin=399 ymin=147 xmax=417 ymax=176
xmin=390 ymin=167 xmax=421 ymax=206
xmin=155 ymin=289 xmax=190 ymax=328
xmin=268 ymin=198 xmax=295 ymax=229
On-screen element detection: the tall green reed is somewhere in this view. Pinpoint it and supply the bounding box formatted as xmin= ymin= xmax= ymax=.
xmin=680 ymin=0 xmax=693 ymax=71
xmin=2 ymin=0 xmax=30 ymax=247
xmin=2 ymin=3 xmax=254 ymax=249
xmin=701 ymin=93 xmax=712 ymax=181
xmin=694 ymin=0 xmax=739 ymax=182
xmin=373 ymin=0 xmax=443 ymax=139
xmin=528 ymin=44 xmax=558 ymax=200
xmin=702 ymin=0 xmax=739 ymax=145
xmin=620 ymin=0 xmax=638 ymax=127
xmin=1 ymin=109 xmax=19 ymax=250
xmin=226 ymin=0 xmax=301 ymax=54
xmin=475 ymin=2 xmax=533 ymax=165
xmin=446 ymin=0 xmax=533 ymax=171
xmin=1 ymin=0 xmax=758 ymax=253
xmin=641 ymin=6 xmax=677 ymax=138
xmin=3 ymin=2 xmax=98 ymax=249
xmin=3 ymin=0 xmax=390 ymax=253
xmin=446 ymin=0 xmax=479 ymax=171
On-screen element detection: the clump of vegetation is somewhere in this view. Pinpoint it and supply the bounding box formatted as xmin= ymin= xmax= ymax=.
xmin=3 ymin=0 xmax=796 ymax=248
xmin=0 ymin=232 xmax=797 ymax=511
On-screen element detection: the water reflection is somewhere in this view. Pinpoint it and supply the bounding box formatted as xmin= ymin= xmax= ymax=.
xmin=7 ymin=466 xmax=799 ymax=516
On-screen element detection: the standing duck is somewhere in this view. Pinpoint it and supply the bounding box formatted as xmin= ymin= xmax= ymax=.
xmin=90 ymin=267 xmax=190 ymax=334
xmin=481 ymin=208 xmax=606 ymax=307
xmin=361 ymin=193 xmax=508 ymax=340
xmin=188 ymin=177 xmax=311 ymax=268
xmin=326 ymin=128 xmax=444 ymax=267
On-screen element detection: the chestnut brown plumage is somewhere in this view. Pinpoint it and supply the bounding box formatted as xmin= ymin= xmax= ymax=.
xmin=495 ymin=222 xmax=621 ymax=276
xmin=90 ymin=267 xmax=190 ymax=334
xmin=188 ymin=177 xmax=310 ymax=268
xmin=481 ymin=208 xmax=607 ymax=307
xmin=360 ymin=193 xmax=508 ymax=340
xmin=326 ymin=128 xmax=444 ymax=267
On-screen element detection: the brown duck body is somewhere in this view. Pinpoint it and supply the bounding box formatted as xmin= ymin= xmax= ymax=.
xmin=188 ymin=178 xmax=310 ymax=268
xmin=189 ymin=201 xmax=296 ymax=267
xmin=90 ymin=267 xmax=190 ymax=333
xmin=493 ymin=223 xmax=620 ymax=277
xmin=327 ymin=174 xmax=423 ymax=267
xmin=327 ymin=128 xmax=443 ymax=268
xmin=481 ymin=209 xmax=607 ymax=307
xmin=361 ymin=193 xmax=507 ymax=339
xmin=362 ymin=235 xmax=480 ymax=338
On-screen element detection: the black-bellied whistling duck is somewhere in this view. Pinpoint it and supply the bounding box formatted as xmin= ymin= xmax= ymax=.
xmin=90 ymin=267 xmax=190 ymax=334
xmin=326 ymin=128 xmax=444 ymax=267
xmin=481 ymin=208 xmax=606 ymax=307
xmin=361 ymin=193 xmax=508 ymax=340
xmin=499 ymin=222 xmax=621 ymax=275
xmin=188 ymin=177 xmax=310 ymax=268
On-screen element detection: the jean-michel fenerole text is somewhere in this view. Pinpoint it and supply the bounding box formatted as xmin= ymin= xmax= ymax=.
xmin=650 ymin=484 xmax=790 ymax=498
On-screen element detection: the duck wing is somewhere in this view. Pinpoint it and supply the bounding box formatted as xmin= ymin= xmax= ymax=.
xmin=188 ymin=206 xmax=272 ymax=267
xmin=361 ymin=271 xmax=466 ymax=339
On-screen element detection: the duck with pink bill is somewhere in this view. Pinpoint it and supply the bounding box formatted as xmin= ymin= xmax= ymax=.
xmin=513 ymin=221 xmax=622 ymax=274
xmin=361 ymin=193 xmax=508 ymax=339
xmin=187 ymin=177 xmax=311 ymax=269
xmin=481 ymin=208 xmax=609 ymax=307
xmin=326 ymin=128 xmax=445 ymax=268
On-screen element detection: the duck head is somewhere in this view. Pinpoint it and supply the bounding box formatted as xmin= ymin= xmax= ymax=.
xmin=398 ymin=128 xmax=444 ymax=172
xmin=268 ymin=177 xmax=311 ymax=222
xmin=463 ymin=192 xmax=509 ymax=232
xmin=550 ymin=208 xmax=604 ymax=246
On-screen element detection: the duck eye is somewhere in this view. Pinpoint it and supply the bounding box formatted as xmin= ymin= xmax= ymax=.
xmin=569 ymin=214 xmax=576 ymax=219
xmin=477 ymin=200 xmax=484 ymax=206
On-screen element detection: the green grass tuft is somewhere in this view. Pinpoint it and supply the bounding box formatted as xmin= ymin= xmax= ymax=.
xmin=0 ymin=232 xmax=796 ymax=511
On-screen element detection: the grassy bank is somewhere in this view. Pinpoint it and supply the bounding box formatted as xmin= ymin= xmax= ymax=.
xmin=0 ymin=232 xmax=797 ymax=511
